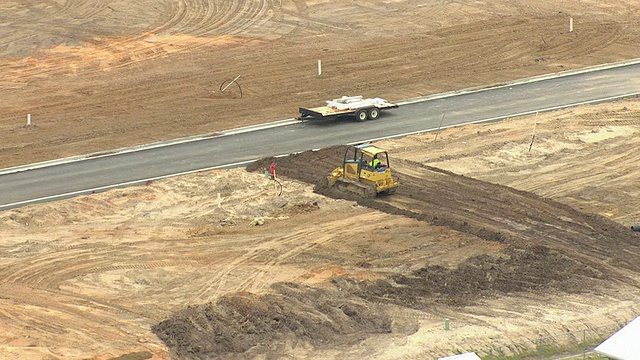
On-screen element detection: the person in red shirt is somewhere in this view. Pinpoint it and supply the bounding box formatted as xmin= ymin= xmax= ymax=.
xmin=269 ymin=162 xmax=276 ymax=180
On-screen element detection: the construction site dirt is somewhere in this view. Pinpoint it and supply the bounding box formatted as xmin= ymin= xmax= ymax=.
xmin=149 ymin=143 xmax=640 ymax=359
xmin=2 ymin=0 xmax=640 ymax=359
xmin=3 ymin=101 xmax=640 ymax=359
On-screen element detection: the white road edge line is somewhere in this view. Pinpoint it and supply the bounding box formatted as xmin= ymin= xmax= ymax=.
xmin=353 ymin=91 xmax=640 ymax=144
xmin=2 ymin=58 xmax=638 ymax=176
xmin=395 ymin=58 xmax=640 ymax=106
xmin=2 ymin=90 xmax=639 ymax=210
xmin=0 ymin=159 xmax=267 ymax=210
xmin=0 ymin=118 xmax=303 ymax=176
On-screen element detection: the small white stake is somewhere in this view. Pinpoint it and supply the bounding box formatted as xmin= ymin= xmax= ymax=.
xmin=217 ymin=193 xmax=221 ymax=208
xmin=27 ymin=114 xmax=32 ymax=126
xmin=569 ymin=18 xmax=574 ymax=32
xmin=318 ymin=60 xmax=322 ymax=76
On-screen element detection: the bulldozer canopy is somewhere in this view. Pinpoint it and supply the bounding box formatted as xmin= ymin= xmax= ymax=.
xmin=355 ymin=143 xmax=388 ymax=157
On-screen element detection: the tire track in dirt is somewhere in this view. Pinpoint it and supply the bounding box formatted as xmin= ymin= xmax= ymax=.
xmin=65 ymin=0 xmax=110 ymax=26
xmin=128 ymin=0 xmax=272 ymax=56
xmin=0 ymin=1 xmax=64 ymax=50
xmin=0 ymin=240 xmax=204 ymax=292
xmin=0 ymin=237 xmax=232 ymax=329
xmin=1 ymin=0 xmax=274 ymax=82
xmin=439 ymin=113 xmax=640 ymax=221
xmin=519 ymin=139 xmax=640 ymax=199
xmin=544 ymin=21 xmax=626 ymax=60
xmin=0 ymin=283 xmax=160 ymax=356
xmin=192 ymin=212 xmax=385 ymax=302
xmin=1 ymin=0 xmax=274 ymax=115
xmin=278 ymin=0 xmax=353 ymax=34
xmin=1 ymin=0 xmax=111 ymax=74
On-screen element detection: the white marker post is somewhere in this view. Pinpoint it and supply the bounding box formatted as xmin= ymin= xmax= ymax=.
xmin=318 ymin=60 xmax=322 ymax=76
xmin=217 ymin=193 xmax=221 ymax=208
xmin=569 ymin=18 xmax=574 ymax=33
xmin=27 ymin=114 xmax=32 ymax=126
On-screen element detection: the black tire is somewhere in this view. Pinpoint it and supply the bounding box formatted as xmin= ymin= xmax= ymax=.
xmin=368 ymin=107 xmax=380 ymax=120
xmin=355 ymin=108 xmax=368 ymax=122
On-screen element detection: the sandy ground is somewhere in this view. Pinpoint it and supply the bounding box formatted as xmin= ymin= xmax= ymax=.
xmin=384 ymin=100 xmax=640 ymax=226
xmin=2 ymin=100 xmax=640 ymax=359
xmin=1 ymin=0 xmax=640 ymax=359
xmin=1 ymin=0 xmax=640 ymax=168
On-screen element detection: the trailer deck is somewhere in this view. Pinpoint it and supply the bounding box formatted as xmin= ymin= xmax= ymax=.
xmin=299 ymin=96 xmax=399 ymax=121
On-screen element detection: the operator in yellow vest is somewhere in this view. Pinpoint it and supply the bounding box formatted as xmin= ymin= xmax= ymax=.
xmin=369 ymin=156 xmax=381 ymax=169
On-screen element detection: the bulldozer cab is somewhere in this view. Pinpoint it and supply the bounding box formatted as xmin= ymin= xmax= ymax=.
xmin=342 ymin=143 xmax=390 ymax=180
xmin=326 ymin=142 xmax=399 ymax=196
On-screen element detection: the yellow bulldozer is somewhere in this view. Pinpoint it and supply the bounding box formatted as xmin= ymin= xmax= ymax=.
xmin=326 ymin=143 xmax=399 ymax=197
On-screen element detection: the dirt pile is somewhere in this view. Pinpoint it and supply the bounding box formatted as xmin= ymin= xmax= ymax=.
xmin=152 ymin=146 xmax=640 ymax=358
xmin=153 ymin=242 xmax=602 ymax=357
xmin=152 ymin=283 xmax=395 ymax=359
xmin=349 ymin=245 xmax=602 ymax=308
xmin=252 ymin=147 xmax=640 ymax=278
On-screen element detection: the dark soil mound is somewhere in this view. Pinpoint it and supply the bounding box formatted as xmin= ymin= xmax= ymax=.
xmin=246 ymin=145 xmax=346 ymax=186
xmin=338 ymin=244 xmax=604 ymax=308
xmin=153 ymin=244 xmax=605 ymax=358
xmin=152 ymin=283 xmax=394 ymax=359
xmin=249 ymin=146 xmax=640 ymax=278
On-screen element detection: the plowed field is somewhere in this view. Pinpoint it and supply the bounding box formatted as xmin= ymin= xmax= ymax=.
xmin=1 ymin=0 xmax=640 ymax=167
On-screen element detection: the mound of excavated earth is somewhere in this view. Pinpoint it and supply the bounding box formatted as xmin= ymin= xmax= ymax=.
xmin=152 ymin=146 xmax=640 ymax=358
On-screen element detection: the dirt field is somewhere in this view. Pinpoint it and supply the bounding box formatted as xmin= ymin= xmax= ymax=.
xmin=2 ymin=0 xmax=640 ymax=359
xmin=1 ymin=0 xmax=640 ymax=168
xmin=2 ymin=100 xmax=640 ymax=359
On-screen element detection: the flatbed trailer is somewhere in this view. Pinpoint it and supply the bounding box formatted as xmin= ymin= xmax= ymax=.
xmin=299 ymin=95 xmax=399 ymax=121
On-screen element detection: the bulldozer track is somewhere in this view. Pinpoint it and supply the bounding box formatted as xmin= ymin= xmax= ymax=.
xmin=335 ymin=180 xmax=377 ymax=199
xmin=191 ymin=216 xmax=369 ymax=302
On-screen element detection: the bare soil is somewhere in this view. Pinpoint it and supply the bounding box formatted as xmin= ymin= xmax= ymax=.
xmin=1 ymin=0 xmax=640 ymax=359
xmin=1 ymin=0 xmax=640 ymax=168
xmin=2 ymin=101 xmax=640 ymax=359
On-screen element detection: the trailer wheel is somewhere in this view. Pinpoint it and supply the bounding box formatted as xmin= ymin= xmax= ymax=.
xmin=355 ymin=109 xmax=368 ymax=122
xmin=368 ymin=107 xmax=380 ymax=120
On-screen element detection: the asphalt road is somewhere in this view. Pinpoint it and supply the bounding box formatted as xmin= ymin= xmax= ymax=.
xmin=1 ymin=62 xmax=640 ymax=209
